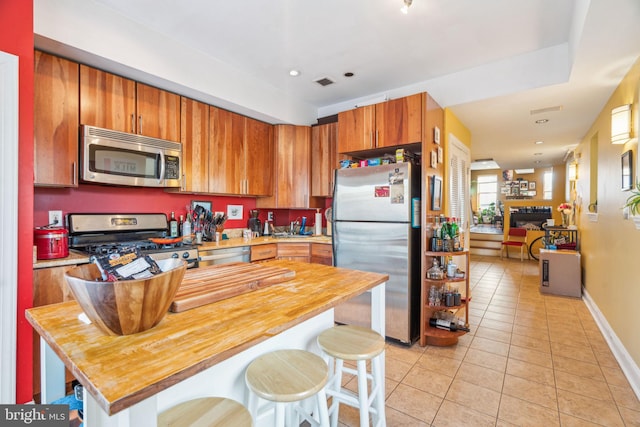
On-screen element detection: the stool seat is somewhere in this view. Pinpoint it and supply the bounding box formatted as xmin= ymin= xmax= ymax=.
xmin=158 ymin=397 xmax=252 ymax=427
xmin=245 ymin=349 xmax=330 ymax=427
xmin=246 ymin=349 xmax=328 ymax=402
xmin=317 ymin=325 xmax=385 ymax=360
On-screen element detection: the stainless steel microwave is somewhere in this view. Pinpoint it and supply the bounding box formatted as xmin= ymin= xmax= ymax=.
xmin=80 ymin=125 xmax=182 ymax=188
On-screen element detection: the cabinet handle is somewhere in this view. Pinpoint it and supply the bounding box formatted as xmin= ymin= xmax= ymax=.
xmin=369 ymin=131 xmax=373 ymax=149
xmin=375 ymin=130 xmax=379 ymax=148
xmin=182 ymin=173 xmax=186 ymax=191
xmin=138 ymin=115 xmax=143 ymax=134
xmin=130 ymin=114 xmax=135 ymax=134
xmin=72 ymin=162 xmax=77 ymax=186
xmin=245 ymin=179 xmax=249 ymax=194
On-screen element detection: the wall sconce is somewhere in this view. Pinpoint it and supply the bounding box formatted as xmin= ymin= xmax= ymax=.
xmin=401 ymin=0 xmax=412 ymax=14
xmin=568 ymin=162 xmax=578 ymax=181
xmin=611 ymin=104 xmax=632 ymax=144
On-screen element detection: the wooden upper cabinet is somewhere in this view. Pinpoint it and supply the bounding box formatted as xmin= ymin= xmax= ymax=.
xmin=34 ymin=51 xmax=80 ymax=187
xmin=337 ymin=105 xmax=374 ymax=153
xmin=80 ymin=65 xmax=135 ymax=133
xmin=375 ymin=93 xmax=423 ymax=148
xmin=136 ymin=82 xmax=181 ymax=141
xmin=257 ymin=125 xmax=322 ymax=209
xmin=80 ymin=66 xmax=180 ymax=141
xmin=337 ymin=93 xmax=423 ymax=153
xmin=244 ymin=117 xmax=274 ymax=197
xmin=311 ymin=122 xmax=338 ymax=197
xmin=209 ymin=107 xmax=245 ymax=194
xmin=180 ymin=97 xmax=210 ymax=193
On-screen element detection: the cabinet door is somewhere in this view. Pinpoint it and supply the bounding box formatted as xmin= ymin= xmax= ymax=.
xmin=244 ymin=117 xmax=274 ymax=196
xmin=180 ymin=97 xmax=209 ymax=193
xmin=34 ymin=51 xmax=80 ymax=187
xmin=375 ymin=93 xmax=423 ymax=148
xmin=80 ymin=65 xmax=136 ymax=133
xmin=136 ymin=83 xmax=181 ymax=141
xmin=337 ymin=105 xmax=375 ymax=153
xmin=311 ymin=122 xmax=338 ymax=197
xmin=209 ymin=107 xmax=245 ymax=194
xmin=277 ymin=242 xmax=310 ymax=263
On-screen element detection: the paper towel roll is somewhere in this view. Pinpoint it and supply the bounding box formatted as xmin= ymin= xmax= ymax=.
xmin=314 ymin=212 xmax=323 ymax=235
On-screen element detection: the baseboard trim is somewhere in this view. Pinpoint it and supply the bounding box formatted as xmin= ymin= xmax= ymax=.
xmin=582 ymin=288 xmax=640 ymax=400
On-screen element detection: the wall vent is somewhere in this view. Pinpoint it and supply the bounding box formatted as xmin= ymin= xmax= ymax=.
xmin=530 ymin=105 xmax=563 ymax=115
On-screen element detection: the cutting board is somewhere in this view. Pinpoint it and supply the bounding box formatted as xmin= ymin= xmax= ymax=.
xmin=169 ymin=262 xmax=295 ymax=312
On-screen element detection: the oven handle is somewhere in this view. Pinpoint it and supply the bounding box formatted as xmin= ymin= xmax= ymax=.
xmin=199 ymin=249 xmax=250 ymax=262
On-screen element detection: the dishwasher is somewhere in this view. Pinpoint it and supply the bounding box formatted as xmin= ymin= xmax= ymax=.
xmin=198 ymin=246 xmax=251 ymax=267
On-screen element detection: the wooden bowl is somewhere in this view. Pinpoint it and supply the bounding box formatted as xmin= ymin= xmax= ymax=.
xmin=65 ymin=258 xmax=187 ymax=335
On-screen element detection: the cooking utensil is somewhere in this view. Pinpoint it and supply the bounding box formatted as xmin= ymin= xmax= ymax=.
xmin=149 ymin=237 xmax=183 ymax=245
xmin=34 ymin=226 xmax=69 ymax=259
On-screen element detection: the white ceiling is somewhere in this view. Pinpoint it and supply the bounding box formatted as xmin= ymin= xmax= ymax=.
xmin=36 ymin=0 xmax=640 ymax=170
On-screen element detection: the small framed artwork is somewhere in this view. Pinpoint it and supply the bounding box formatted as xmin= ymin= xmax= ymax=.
xmin=430 ymin=150 xmax=437 ymax=168
xmin=191 ymin=200 xmax=212 ymax=212
xmin=519 ymin=180 xmax=528 ymax=190
xmin=227 ymin=204 xmax=243 ymax=220
xmin=431 ymin=175 xmax=442 ymax=211
xmin=437 ymin=146 xmax=443 ymax=163
xmin=622 ymin=150 xmax=633 ymax=190
xmin=501 ymin=186 xmax=510 ymax=194
xmin=528 ymin=190 xmax=537 ymax=196
xmin=434 ymin=126 xmax=441 ymax=145
xmin=529 ymin=181 xmax=536 ymax=190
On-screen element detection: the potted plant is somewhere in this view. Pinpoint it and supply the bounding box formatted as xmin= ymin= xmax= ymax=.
xmin=624 ymin=180 xmax=640 ymax=215
xmin=481 ymin=203 xmax=496 ymax=224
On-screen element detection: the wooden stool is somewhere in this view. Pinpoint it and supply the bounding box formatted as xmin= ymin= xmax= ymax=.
xmin=158 ymin=396 xmax=253 ymax=427
xmin=317 ymin=325 xmax=386 ymax=427
xmin=245 ymin=349 xmax=330 ymax=427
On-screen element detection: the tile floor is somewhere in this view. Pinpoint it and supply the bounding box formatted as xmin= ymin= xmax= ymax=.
xmin=337 ymin=255 xmax=640 ymax=426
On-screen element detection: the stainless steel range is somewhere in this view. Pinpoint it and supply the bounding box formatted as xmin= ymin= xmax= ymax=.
xmin=68 ymin=213 xmax=199 ymax=268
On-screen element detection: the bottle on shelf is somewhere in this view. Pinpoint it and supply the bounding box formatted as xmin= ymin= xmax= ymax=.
xmin=429 ymin=317 xmax=470 ymax=332
xmin=178 ymin=215 xmax=184 ymax=237
xmin=169 ymin=212 xmax=178 ymax=237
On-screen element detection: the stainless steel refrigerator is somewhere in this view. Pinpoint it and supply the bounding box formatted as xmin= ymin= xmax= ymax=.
xmin=332 ymin=162 xmax=421 ymax=344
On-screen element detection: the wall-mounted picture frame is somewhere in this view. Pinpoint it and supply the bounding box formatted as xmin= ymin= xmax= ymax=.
xmin=227 ymin=204 xmax=243 ymax=220
xmin=431 ymin=175 xmax=442 ymax=211
xmin=501 ymin=187 xmax=510 ymax=194
xmin=437 ymin=146 xmax=443 ymax=163
xmin=434 ymin=126 xmax=441 ymax=145
xmin=519 ymin=180 xmax=528 ymax=190
xmin=622 ymin=150 xmax=633 ymax=190
xmin=529 ymin=181 xmax=536 ymax=190
xmin=430 ymin=150 xmax=437 ymax=168
xmin=191 ymin=200 xmax=212 ymax=213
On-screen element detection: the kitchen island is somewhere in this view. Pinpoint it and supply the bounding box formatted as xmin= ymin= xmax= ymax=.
xmin=27 ymin=260 xmax=387 ymax=427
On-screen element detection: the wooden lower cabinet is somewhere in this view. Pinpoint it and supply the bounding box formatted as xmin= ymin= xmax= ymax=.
xmin=250 ymin=243 xmax=277 ymax=262
xmin=276 ymin=242 xmax=311 ymax=263
xmin=33 ymin=265 xmax=78 ymax=401
xmin=310 ymin=243 xmax=332 ymax=266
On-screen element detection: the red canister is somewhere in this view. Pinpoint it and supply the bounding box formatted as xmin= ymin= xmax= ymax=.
xmin=34 ymin=227 xmax=69 ymax=260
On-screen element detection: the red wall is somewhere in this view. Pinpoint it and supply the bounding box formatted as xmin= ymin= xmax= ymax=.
xmin=0 ymin=0 xmax=34 ymax=403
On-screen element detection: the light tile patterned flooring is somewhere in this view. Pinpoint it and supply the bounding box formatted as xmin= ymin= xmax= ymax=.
xmin=337 ymin=255 xmax=640 ymax=426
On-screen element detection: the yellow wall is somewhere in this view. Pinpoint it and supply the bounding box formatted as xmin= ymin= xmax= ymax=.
xmin=574 ymin=57 xmax=640 ymax=367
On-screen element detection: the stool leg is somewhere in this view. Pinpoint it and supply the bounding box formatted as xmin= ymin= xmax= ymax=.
xmin=356 ymin=360 xmax=369 ymax=427
xmin=316 ymin=388 xmax=330 ymax=427
xmin=372 ymin=355 xmax=386 ymax=427
xmin=247 ymin=391 xmax=259 ymax=422
xmin=328 ymin=358 xmax=344 ymax=427
xmin=275 ymin=402 xmax=286 ymax=427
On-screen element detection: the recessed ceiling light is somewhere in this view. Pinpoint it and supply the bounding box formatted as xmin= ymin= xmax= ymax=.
xmin=534 ymin=160 xmax=541 ymax=164
xmin=535 ymin=119 xmax=549 ymax=124
xmin=344 ymin=72 xmax=354 ymax=77
xmin=535 ymin=141 xmax=544 ymax=145
xmin=534 ymin=152 xmax=543 ymax=156
xmin=289 ymin=69 xmax=300 ymax=77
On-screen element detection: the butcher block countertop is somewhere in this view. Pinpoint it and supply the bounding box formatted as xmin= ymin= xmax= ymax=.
xmin=26 ymin=260 xmax=387 ymax=416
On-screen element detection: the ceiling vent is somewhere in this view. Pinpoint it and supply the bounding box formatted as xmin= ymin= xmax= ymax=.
xmin=530 ymin=105 xmax=563 ymax=115
xmin=314 ymin=77 xmax=335 ymax=87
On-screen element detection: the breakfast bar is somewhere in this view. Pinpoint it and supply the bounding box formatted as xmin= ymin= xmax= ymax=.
xmin=26 ymin=260 xmax=388 ymax=427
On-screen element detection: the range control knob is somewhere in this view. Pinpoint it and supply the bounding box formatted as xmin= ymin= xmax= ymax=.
xmin=182 ymin=252 xmax=190 ymax=259
xmin=171 ymin=253 xmax=179 ymax=259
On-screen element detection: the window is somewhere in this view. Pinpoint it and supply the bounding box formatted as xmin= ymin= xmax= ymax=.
xmin=477 ymin=174 xmax=498 ymax=211
xmin=543 ymin=170 xmax=553 ymax=200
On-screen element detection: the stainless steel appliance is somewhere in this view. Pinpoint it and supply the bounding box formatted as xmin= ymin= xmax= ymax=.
xmin=540 ymin=249 xmax=582 ymax=297
xmin=80 ymin=125 xmax=182 ymax=188
xmin=332 ymin=162 xmax=421 ymax=344
xmin=198 ymin=246 xmax=251 ymax=267
xmin=67 ymin=213 xmax=199 ymax=269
